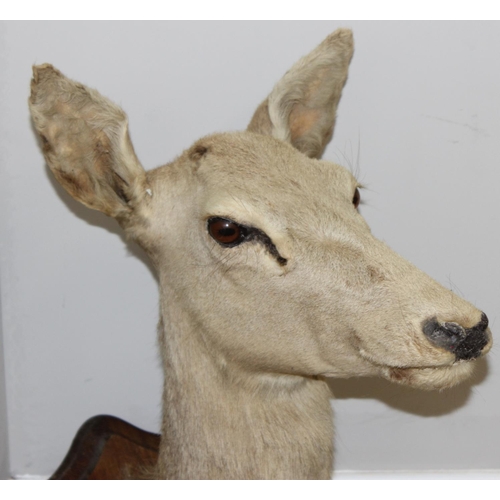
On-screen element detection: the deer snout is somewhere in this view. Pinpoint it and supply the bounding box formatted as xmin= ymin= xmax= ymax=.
xmin=422 ymin=313 xmax=491 ymax=361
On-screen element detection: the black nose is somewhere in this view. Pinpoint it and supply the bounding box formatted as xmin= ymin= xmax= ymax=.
xmin=422 ymin=313 xmax=490 ymax=360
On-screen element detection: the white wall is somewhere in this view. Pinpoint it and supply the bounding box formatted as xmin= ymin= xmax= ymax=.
xmin=0 ymin=21 xmax=499 ymax=478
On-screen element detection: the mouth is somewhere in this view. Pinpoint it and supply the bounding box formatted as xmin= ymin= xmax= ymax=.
xmin=379 ymin=360 xmax=478 ymax=390
xmin=354 ymin=341 xmax=485 ymax=390
xmin=352 ymin=319 xmax=492 ymax=390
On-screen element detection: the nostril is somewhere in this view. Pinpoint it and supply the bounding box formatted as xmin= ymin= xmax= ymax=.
xmin=477 ymin=312 xmax=489 ymax=332
xmin=422 ymin=317 xmax=466 ymax=352
xmin=454 ymin=312 xmax=490 ymax=361
xmin=422 ymin=313 xmax=490 ymax=361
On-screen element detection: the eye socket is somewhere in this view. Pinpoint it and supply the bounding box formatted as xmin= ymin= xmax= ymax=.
xmin=207 ymin=217 xmax=247 ymax=246
xmin=352 ymin=187 xmax=361 ymax=209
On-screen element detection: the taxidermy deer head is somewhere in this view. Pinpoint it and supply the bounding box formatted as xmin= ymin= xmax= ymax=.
xmin=29 ymin=29 xmax=492 ymax=479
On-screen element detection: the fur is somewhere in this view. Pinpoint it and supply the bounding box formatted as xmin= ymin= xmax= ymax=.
xmin=28 ymin=29 xmax=491 ymax=479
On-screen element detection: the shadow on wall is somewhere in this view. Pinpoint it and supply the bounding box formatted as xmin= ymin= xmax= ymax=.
xmin=44 ymin=168 xmax=158 ymax=286
xmin=29 ymin=114 xmax=158 ymax=284
xmin=327 ymin=357 xmax=489 ymax=417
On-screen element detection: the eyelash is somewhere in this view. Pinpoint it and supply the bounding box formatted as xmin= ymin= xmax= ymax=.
xmin=353 ymin=187 xmax=361 ymax=208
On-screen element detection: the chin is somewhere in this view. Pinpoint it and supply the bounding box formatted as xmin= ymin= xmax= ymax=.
xmin=380 ymin=361 xmax=477 ymax=391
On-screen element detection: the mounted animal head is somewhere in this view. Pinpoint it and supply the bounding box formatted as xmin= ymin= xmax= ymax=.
xmin=29 ymin=28 xmax=491 ymax=393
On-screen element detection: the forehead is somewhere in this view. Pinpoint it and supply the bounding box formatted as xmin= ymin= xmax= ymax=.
xmin=194 ymin=132 xmax=357 ymax=226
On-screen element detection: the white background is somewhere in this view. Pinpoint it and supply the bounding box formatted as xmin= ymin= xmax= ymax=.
xmin=0 ymin=21 xmax=499 ymax=478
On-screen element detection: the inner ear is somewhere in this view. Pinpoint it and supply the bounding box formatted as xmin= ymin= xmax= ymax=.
xmin=111 ymin=171 xmax=132 ymax=204
xmin=29 ymin=64 xmax=148 ymax=219
xmin=247 ymin=29 xmax=354 ymax=159
xmin=189 ymin=144 xmax=209 ymax=161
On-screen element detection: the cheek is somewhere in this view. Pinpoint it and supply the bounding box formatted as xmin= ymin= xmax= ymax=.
xmin=199 ymin=280 xmax=317 ymax=368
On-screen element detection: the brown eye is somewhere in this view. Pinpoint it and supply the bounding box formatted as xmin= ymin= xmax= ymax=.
xmin=207 ymin=217 xmax=247 ymax=246
xmin=352 ymin=187 xmax=361 ymax=208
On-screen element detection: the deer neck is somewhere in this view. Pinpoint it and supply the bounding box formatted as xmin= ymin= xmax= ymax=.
xmin=155 ymin=289 xmax=334 ymax=480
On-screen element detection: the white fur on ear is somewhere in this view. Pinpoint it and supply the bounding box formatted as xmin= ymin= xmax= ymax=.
xmin=146 ymin=189 xmax=153 ymax=197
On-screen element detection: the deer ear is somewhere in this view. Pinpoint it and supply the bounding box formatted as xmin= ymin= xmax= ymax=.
xmin=247 ymin=28 xmax=354 ymax=159
xmin=29 ymin=64 xmax=149 ymax=220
